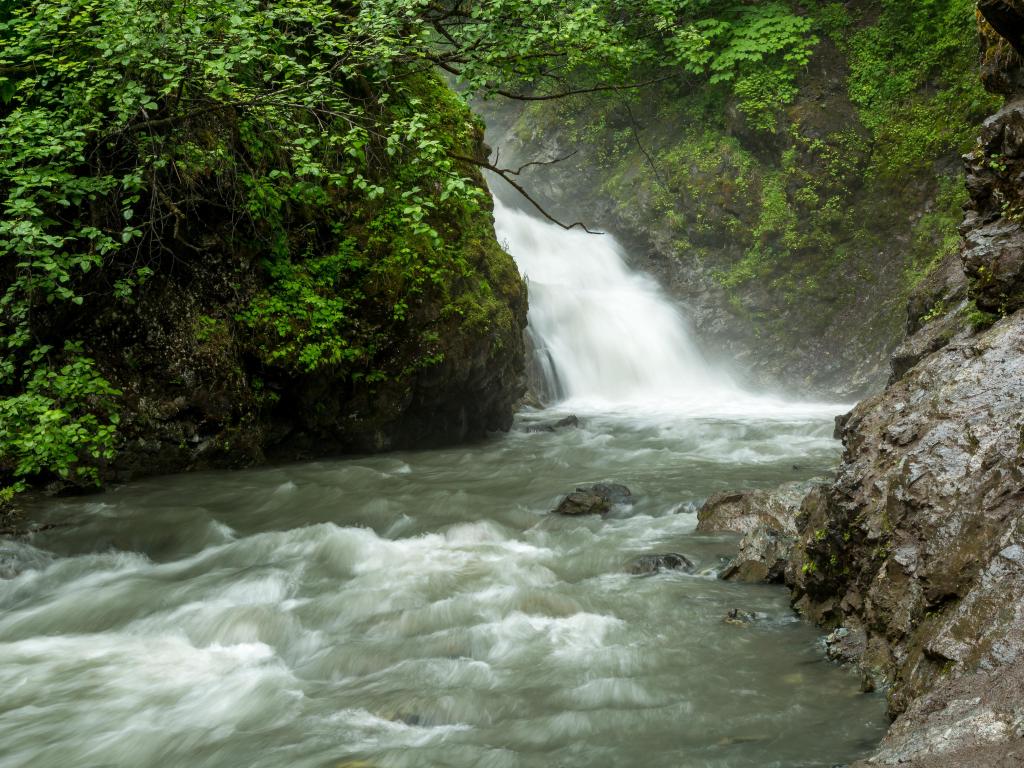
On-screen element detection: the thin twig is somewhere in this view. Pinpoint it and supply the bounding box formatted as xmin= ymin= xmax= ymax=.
xmin=449 ymin=153 xmax=602 ymax=234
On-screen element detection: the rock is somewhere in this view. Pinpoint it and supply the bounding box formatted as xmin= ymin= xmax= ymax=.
xmin=823 ymin=627 xmax=868 ymax=667
xmin=789 ymin=292 xmax=1024 ymax=715
xmin=551 ymin=482 xmax=632 ymax=516
xmin=720 ymin=527 xmax=793 ymax=583
xmin=696 ymin=482 xmax=807 ymax=536
xmin=552 ymin=491 xmax=609 ymax=516
xmin=525 ymin=414 xmax=579 ymax=433
xmin=625 ymin=552 xmax=695 ymax=575
xmin=698 ymin=482 xmax=811 ymax=584
xmin=722 ymin=608 xmax=762 ymax=626
xmin=852 ymin=659 xmax=1024 ymax=767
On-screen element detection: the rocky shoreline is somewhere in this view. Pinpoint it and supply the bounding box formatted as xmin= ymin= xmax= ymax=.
xmin=696 ymin=8 xmax=1024 ymax=763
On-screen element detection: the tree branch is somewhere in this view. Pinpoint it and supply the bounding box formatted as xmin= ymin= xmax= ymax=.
xmin=623 ymin=101 xmax=668 ymax=191
xmin=449 ymin=152 xmax=602 ymax=234
xmin=490 ymin=74 xmax=675 ymax=101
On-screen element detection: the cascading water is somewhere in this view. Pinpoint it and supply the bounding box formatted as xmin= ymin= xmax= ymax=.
xmin=494 ymin=198 xmax=735 ymax=407
xmin=491 ymin=198 xmax=820 ymax=424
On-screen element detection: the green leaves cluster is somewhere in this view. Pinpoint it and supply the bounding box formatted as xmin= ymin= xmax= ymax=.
xmin=0 ymin=343 xmax=120 ymax=488
xmin=0 ymin=0 xmax=494 ymax=486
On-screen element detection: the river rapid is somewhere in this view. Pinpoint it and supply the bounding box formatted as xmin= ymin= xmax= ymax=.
xmin=0 ymin=203 xmax=887 ymax=767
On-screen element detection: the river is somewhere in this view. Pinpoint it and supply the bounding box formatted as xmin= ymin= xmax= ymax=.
xmin=0 ymin=201 xmax=887 ymax=767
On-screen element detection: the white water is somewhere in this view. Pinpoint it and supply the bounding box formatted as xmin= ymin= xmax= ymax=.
xmin=493 ymin=199 xmax=837 ymax=418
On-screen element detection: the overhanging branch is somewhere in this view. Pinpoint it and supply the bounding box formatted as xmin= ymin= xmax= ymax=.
xmin=449 ymin=152 xmax=602 ymax=234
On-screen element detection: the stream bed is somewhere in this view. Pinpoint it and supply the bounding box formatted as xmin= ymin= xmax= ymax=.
xmin=1 ymin=407 xmax=887 ymax=768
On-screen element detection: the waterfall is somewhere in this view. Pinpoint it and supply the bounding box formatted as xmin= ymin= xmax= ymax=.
xmin=493 ymin=198 xmax=745 ymax=411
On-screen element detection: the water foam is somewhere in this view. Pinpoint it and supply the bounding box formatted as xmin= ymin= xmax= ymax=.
xmin=493 ymin=198 xmax=847 ymax=419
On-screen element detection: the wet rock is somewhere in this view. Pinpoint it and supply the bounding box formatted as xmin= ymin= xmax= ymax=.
xmin=525 ymin=414 xmax=579 ymax=433
xmin=789 ymin=310 xmax=1024 ymax=716
xmin=552 ymin=491 xmax=608 ymax=516
xmin=720 ymin=527 xmax=793 ymax=584
xmin=551 ymin=482 xmax=632 ymax=516
xmin=696 ymin=482 xmax=807 ymax=536
xmin=853 ymin=659 xmax=1024 ymax=767
xmin=722 ymin=608 xmax=762 ymax=626
xmin=625 ymin=552 xmax=695 ymax=575
xmin=823 ymin=627 xmax=868 ymax=667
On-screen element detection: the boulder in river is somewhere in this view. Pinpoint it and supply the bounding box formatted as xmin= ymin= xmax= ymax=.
xmin=551 ymin=483 xmax=632 ymax=516
xmin=696 ymin=482 xmax=808 ymax=536
xmin=525 ymin=414 xmax=580 ymax=433
xmin=625 ymin=552 xmax=695 ymax=575
xmin=722 ymin=608 xmax=762 ymax=626
xmin=720 ymin=527 xmax=793 ymax=584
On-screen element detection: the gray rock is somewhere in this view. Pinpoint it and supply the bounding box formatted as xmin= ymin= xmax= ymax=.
xmin=696 ymin=482 xmax=807 ymax=536
xmin=525 ymin=414 xmax=580 ymax=433
xmin=625 ymin=552 xmax=695 ymax=575
xmin=551 ymin=482 xmax=632 ymax=516
xmin=720 ymin=527 xmax=793 ymax=583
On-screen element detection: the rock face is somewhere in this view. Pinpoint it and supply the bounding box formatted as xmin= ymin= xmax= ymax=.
xmin=962 ymin=98 xmax=1024 ymax=317
xmin=777 ymin=8 xmax=1024 ymax=763
xmin=88 ymin=84 xmax=525 ymax=482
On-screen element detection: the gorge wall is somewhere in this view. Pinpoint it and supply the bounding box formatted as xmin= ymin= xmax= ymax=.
xmin=0 ymin=51 xmax=527 ymax=499
xmin=699 ymin=4 xmax=1024 ymax=764
xmin=482 ymin=0 xmax=994 ymax=400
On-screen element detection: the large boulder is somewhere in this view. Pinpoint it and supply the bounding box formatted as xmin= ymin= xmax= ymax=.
xmin=695 ymin=482 xmax=807 ymax=536
xmin=720 ymin=527 xmax=792 ymax=584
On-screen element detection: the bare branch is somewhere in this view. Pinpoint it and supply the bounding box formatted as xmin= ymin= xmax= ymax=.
xmin=623 ymin=102 xmax=668 ymax=191
xmin=449 ymin=153 xmax=602 ymax=235
xmin=511 ymin=150 xmax=578 ymax=176
xmin=490 ymin=74 xmax=675 ymax=101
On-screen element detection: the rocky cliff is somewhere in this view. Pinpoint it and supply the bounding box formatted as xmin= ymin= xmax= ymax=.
xmin=93 ymin=81 xmax=528 ymax=480
xmin=708 ymin=4 xmax=1024 ymax=763
xmin=0 ymin=60 xmax=527 ymax=493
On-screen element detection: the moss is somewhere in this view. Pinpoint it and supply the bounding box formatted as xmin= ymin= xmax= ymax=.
xmin=236 ymin=73 xmax=523 ymax=384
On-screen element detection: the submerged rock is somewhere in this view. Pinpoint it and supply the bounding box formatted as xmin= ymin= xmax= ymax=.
xmin=722 ymin=609 xmax=762 ymax=626
xmin=552 ymin=483 xmax=632 ymax=516
xmin=625 ymin=552 xmax=695 ymax=575
xmin=525 ymin=414 xmax=580 ymax=433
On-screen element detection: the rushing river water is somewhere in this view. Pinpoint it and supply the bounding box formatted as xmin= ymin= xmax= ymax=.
xmin=0 ymin=204 xmax=887 ymax=767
